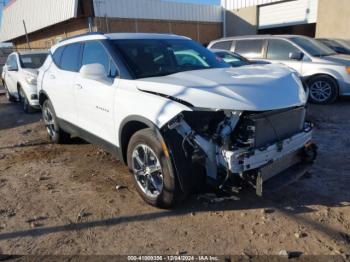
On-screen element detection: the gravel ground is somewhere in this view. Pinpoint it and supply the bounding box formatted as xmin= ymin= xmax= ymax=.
xmin=0 ymin=94 xmax=349 ymax=257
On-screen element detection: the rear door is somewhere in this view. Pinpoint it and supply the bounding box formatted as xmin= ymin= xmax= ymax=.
xmin=266 ymin=39 xmax=303 ymax=73
xmin=75 ymin=40 xmax=119 ymax=145
xmin=44 ymin=43 xmax=82 ymax=124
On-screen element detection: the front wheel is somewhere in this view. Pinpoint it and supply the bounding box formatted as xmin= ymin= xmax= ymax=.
xmin=3 ymin=82 xmax=17 ymax=102
xmin=308 ymin=76 xmax=338 ymax=104
xmin=42 ymin=99 xmax=71 ymax=144
xmin=127 ymin=128 xmax=182 ymax=208
xmin=18 ymin=87 xmax=36 ymax=113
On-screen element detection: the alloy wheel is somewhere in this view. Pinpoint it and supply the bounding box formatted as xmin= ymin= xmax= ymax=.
xmin=131 ymin=144 xmax=164 ymax=198
xmin=310 ymin=80 xmax=332 ymax=103
xmin=43 ymin=105 xmax=56 ymax=139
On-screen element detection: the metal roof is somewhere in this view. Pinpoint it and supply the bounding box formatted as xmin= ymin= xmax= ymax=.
xmin=0 ymin=0 xmax=78 ymax=42
xmin=94 ymin=0 xmax=222 ymax=22
xmin=0 ymin=0 xmax=222 ymax=43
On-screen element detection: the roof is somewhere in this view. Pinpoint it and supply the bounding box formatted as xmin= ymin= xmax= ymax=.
xmin=51 ymin=32 xmax=190 ymax=52
xmin=0 ymin=0 xmax=222 ymax=43
xmin=106 ymin=33 xmax=190 ymax=40
xmin=210 ymin=34 xmax=310 ymax=43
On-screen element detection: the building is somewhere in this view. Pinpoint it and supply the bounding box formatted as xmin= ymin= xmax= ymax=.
xmin=221 ymin=0 xmax=350 ymax=39
xmin=0 ymin=0 xmax=223 ymax=48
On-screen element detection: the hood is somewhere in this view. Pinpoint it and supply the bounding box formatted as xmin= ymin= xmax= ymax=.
xmin=318 ymin=54 xmax=350 ymax=65
xmin=22 ymin=68 xmax=38 ymax=76
xmin=136 ymin=64 xmax=307 ymax=111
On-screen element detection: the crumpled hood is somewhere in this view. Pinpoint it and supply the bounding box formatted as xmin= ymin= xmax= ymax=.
xmin=319 ymin=54 xmax=350 ymax=66
xmin=136 ymin=64 xmax=307 ymax=111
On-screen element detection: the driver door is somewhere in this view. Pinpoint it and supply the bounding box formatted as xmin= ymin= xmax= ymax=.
xmin=266 ymin=39 xmax=303 ymax=74
xmin=75 ymin=41 xmax=119 ymax=145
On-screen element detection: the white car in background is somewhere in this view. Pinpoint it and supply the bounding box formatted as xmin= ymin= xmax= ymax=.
xmin=37 ymin=33 xmax=317 ymax=208
xmin=2 ymin=51 xmax=48 ymax=113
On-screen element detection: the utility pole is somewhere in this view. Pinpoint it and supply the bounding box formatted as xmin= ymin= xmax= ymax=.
xmin=22 ymin=20 xmax=31 ymax=50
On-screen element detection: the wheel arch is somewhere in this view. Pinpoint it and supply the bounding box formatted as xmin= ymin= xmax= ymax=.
xmin=119 ymin=115 xmax=161 ymax=165
xmin=304 ymin=72 xmax=340 ymax=90
xmin=38 ymin=90 xmax=49 ymax=107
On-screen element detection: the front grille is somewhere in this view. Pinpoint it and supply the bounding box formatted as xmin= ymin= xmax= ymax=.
xmin=236 ymin=107 xmax=306 ymax=149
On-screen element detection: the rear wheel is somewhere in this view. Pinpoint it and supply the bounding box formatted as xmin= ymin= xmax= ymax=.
xmin=18 ymin=87 xmax=36 ymax=113
xmin=308 ymin=75 xmax=338 ymax=104
xmin=3 ymin=81 xmax=17 ymax=102
xmin=42 ymin=99 xmax=70 ymax=144
xmin=127 ymin=128 xmax=183 ymax=208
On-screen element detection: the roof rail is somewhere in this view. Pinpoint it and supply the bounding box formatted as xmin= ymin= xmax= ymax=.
xmin=59 ymin=32 xmax=105 ymax=43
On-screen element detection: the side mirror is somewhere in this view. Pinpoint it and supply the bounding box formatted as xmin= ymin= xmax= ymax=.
xmin=7 ymin=65 xmax=18 ymax=71
xmin=80 ymin=63 xmax=107 ymax=81
xmin=289 ymin=51 xmax=304 ymax=61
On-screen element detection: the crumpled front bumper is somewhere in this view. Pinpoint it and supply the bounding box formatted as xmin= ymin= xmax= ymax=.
xmin=221 ymin=128 xmax=316 ymax=195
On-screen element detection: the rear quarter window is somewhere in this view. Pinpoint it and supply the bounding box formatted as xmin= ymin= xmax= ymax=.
xmin=234 ymin=39 xmax=264 ymax=59
xmin=210 ymin=41 xmax=233 ymax=51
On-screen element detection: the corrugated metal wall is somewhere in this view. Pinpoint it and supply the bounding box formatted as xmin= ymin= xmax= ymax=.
xmin=0 ymin=0 xmax=78 ymax=42
xmin=221 ymin=0 xmax=283 ymax=10
xmin=259 ymin=0 xmax=318 ymax=29
xmin=93 ymin=0 xmax=222 ymax=22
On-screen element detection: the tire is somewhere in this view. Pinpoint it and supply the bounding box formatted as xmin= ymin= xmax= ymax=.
xmin=18 ymin=87 xmax=36 ymax=113
xmin=3 ymin=81 xmax=17 ymax=102
xmin=127 ymin=128 xmax=183 ymax=208
xmin=42 ymin=99 xmax=71 ymax=144
xmin=308 ymin=75 xmax=338 ymax=104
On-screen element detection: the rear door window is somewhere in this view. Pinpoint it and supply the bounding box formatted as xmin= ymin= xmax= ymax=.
xmin=210 ymin=41 xmax=233 ymax=51
xmin=234 ymin=39 xmax=264 ymax=59
xmin=60 ymin=43 xmax=82 ymax=72
xmin=267 ymin=39 xmax=300 ymax=60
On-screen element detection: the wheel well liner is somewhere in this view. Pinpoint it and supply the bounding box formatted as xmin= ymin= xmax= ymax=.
xmin=39 ymin=90 xmax=49 ymax=107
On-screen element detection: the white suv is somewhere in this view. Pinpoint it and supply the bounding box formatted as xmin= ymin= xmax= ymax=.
xmin=38 ymin=33 xmax=317 ymax=207
xmin=2 ymin=51 xmax=48 ymax=113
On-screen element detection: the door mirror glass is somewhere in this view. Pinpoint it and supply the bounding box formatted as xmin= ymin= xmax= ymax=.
xmin=80 ymin=63 xmax=108 ymax=81
xmin=289 ymin=51 xmax=304 ymax=61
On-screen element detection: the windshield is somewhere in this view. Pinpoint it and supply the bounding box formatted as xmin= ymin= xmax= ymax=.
xmin=111 ymin=39 xmax=229 ymax=78
xmin=214 ymin=51 xmax=250 ymax=67
xmin=19 ymin=53 xmax=48 ymax=69
xmin=291 ymin=37 xmax=337 ymax=57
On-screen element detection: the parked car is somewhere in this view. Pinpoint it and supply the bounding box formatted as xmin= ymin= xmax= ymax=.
xmin=208 ymin=35 xmax=350 ymax=104
xmin=2 ymin=50 xmax=48 ymax=113
xmin=37 ymin=33 xmax=317 ymax=208
xmin=316 ymin=38 xmax=350 ymax=55
xmin=211 ymin=49 xmax=270 ymax=67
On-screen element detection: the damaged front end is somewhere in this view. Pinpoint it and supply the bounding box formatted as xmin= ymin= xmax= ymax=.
xmin=161 ymin=106 xmax=317 ymax=196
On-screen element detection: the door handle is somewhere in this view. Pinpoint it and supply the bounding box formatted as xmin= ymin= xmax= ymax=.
xmin=49 ymin=74 xmax=55 ymax=79
xmin=75 ymin=84 xmax=83 ymax=90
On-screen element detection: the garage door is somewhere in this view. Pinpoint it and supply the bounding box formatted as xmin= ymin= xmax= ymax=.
xmin=259 ymin=0 xmax=318 ymax=29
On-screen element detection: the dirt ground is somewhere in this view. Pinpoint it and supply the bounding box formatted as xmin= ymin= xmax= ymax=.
xmin=0 ymin=92 xmax=349 ymax=258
